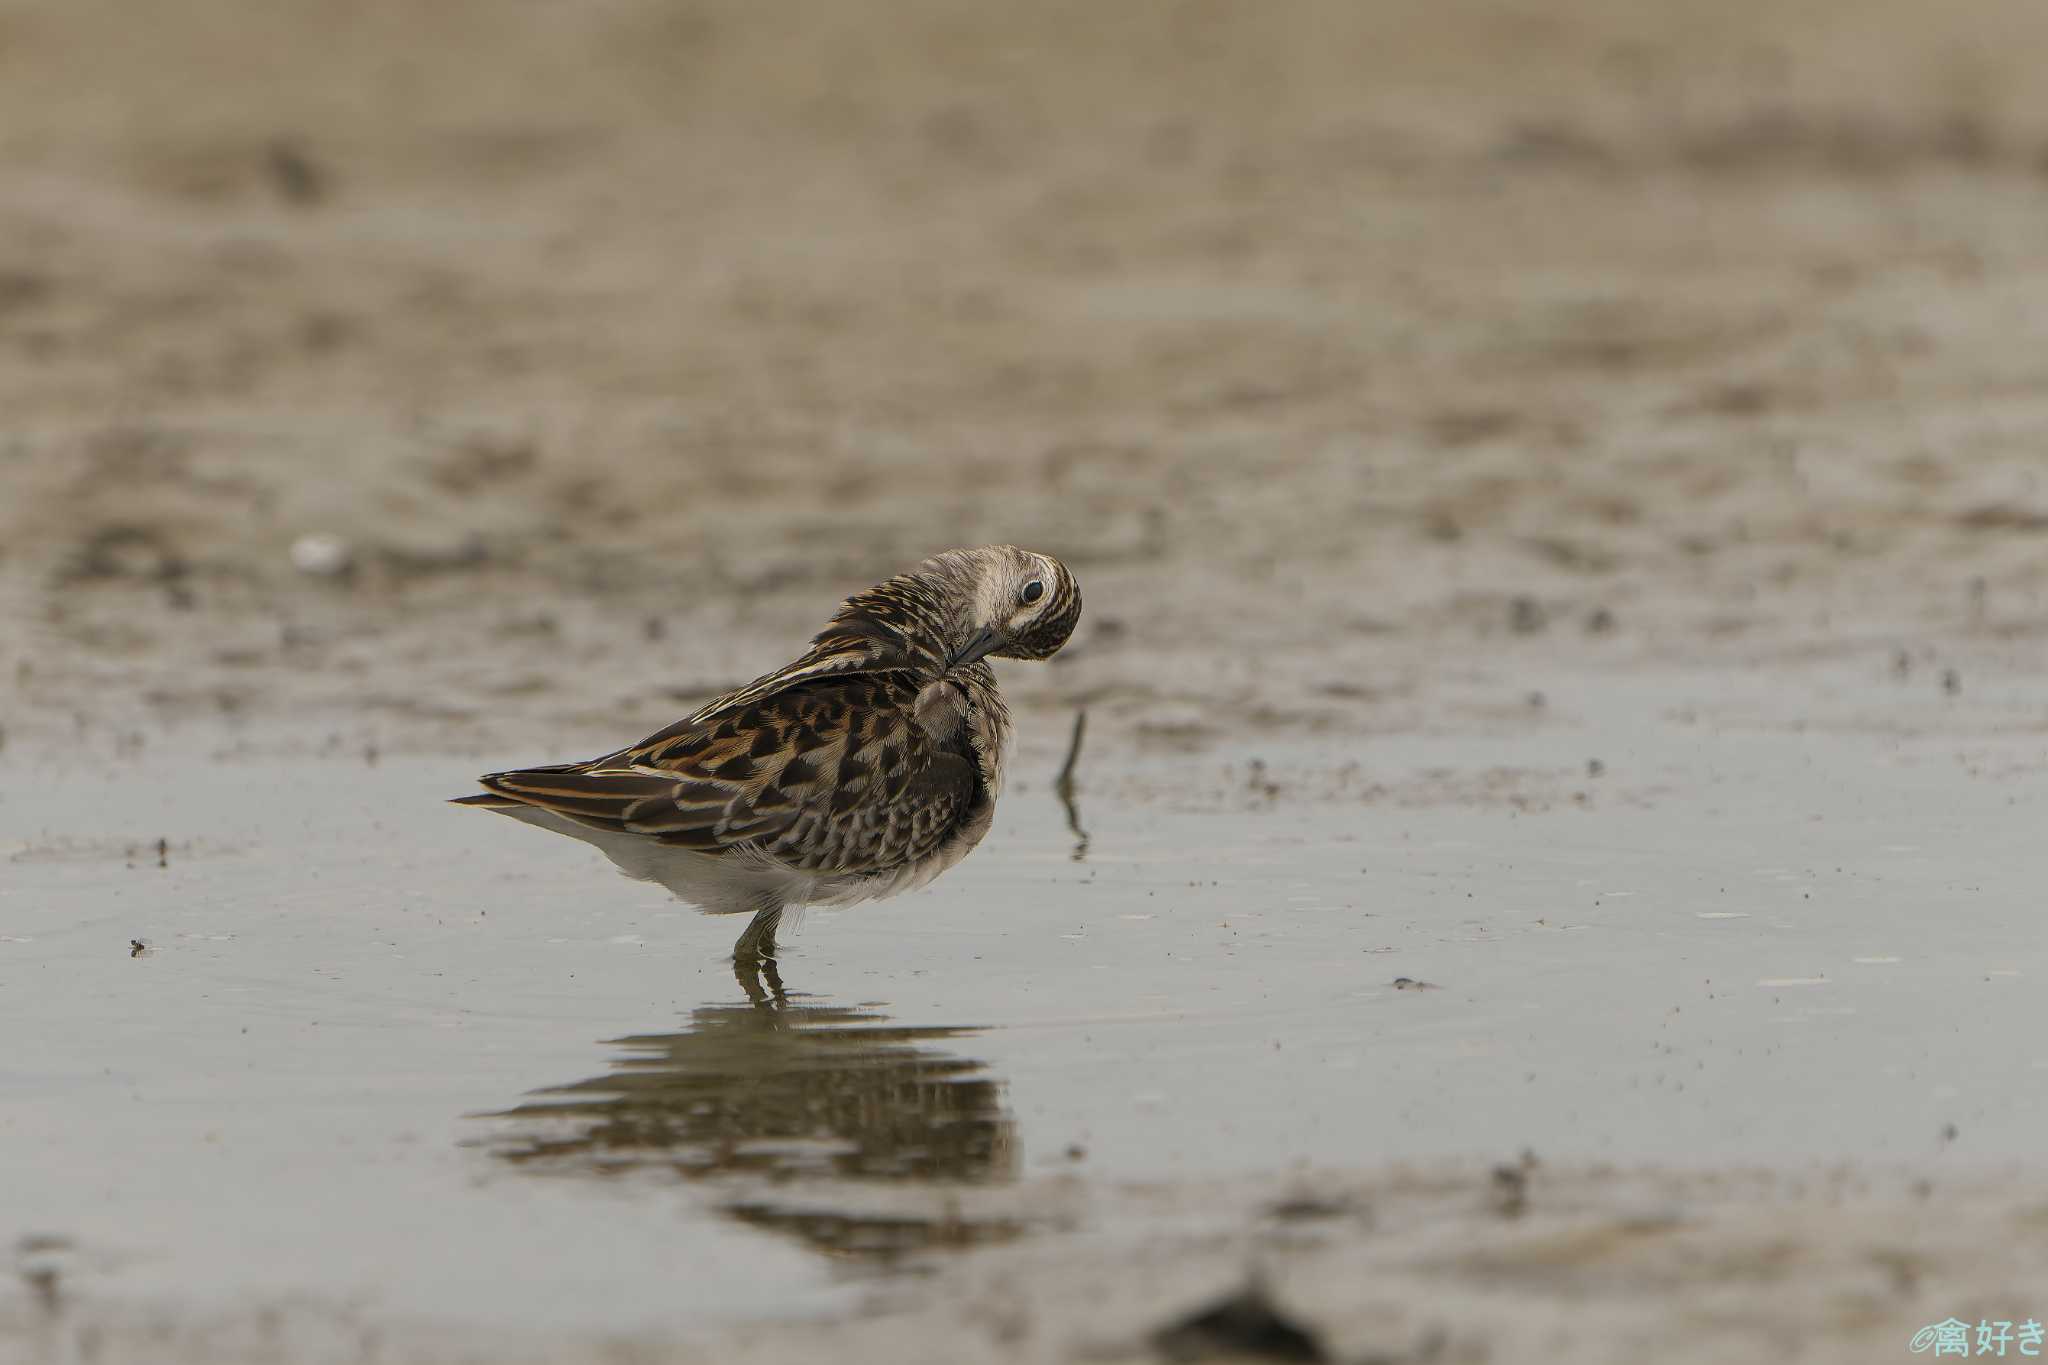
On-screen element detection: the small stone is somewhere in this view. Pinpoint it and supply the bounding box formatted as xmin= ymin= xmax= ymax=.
xmin=290 ymin=532 xmax=354 ymax=578
xmin=1152 ymin=1283 xmax=1327 ymax=1363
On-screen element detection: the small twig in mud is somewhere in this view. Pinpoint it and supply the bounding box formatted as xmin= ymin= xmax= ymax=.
xmin=1054 ymin=709 xmax=1089 ymax=862
xmin=1055 ymin=708 xmax=1087 ymax=795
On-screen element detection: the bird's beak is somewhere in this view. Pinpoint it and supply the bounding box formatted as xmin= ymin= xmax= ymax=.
xmin=948 ymin=626 xmax=1005 ymax=669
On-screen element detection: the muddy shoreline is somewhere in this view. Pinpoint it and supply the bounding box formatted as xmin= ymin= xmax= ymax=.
xmin=9 ymin=2 xmax=2048 ymax=1361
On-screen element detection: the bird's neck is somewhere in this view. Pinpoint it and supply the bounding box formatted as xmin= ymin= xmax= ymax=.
xmin=823 ymin=568 xmax=971 ymax=676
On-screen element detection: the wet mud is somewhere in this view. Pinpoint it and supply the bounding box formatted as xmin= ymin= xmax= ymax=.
xmin=9 ymin=1 xmax=2048 ymax=1361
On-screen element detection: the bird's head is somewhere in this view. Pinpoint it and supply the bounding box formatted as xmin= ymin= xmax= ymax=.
xmin=938 ymin=546 xmax=1082 ymax=668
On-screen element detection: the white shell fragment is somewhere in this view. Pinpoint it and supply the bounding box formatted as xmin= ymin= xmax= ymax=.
xmin=290 ymin=532 xmax=354 ymax=577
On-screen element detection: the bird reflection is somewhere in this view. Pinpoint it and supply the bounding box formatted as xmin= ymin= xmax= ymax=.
xmin=482 ymin=960 xmax=1019 ymax=1261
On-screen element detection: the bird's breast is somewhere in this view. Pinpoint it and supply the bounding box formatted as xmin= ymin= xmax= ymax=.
xmin=913 ymin=677 xmax=971 ymax=744
xmin=914 ymin=669 xmax=1008 ymax=796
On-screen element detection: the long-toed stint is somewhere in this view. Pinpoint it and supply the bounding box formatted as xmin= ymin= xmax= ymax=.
xmin=453 ymin=546 xmax=1081 ymax=965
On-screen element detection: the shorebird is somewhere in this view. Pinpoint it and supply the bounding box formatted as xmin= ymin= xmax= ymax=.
xmin=453 ymin=546 xmax=1081 ymax=963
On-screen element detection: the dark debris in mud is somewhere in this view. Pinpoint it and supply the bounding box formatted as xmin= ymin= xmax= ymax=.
xmin=1489 ymin=1150 xmax=1541 ymax=1219
xmin=1265 ymin=1194 xmax=1362 ymax=1224
xmin=57 ymin=524 xmax=195 ymax=609
xmin=1490 ymin=1165 xmax=1529 ymax=1219
xmin=264 ymin=139 xmax=329 ymax=206
xmin=1151 ymin=1282 xmax=1329 ymax=1363
xmin=724 ymin=1200 xmax=1026 ymax=1264
xmin=14 ymin=1233 xmax=73 ymax=1314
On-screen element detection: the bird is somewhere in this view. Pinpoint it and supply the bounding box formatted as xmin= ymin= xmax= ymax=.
xmin=452 ymin=545 xmax=1081 ymax=966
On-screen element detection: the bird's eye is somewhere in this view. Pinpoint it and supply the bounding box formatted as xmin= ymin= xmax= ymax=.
xmin=1020 ymin=580 xmax=1045 ymax=605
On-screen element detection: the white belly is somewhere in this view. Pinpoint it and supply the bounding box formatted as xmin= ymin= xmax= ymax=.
xmin=483 ymin=797 xmax=993 ymax=917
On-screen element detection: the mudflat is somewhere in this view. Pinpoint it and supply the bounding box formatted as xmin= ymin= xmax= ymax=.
xmin=6 ymin=3 xmax=2048 ymax=1361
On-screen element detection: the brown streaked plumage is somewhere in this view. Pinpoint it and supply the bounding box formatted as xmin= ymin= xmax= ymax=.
xmin=453 ymin=546 xmax=1081 ymax=962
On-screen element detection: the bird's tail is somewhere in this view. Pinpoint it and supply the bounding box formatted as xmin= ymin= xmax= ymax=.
xmin=448 ymin=791 xmax=520 ymax=809
xmin=449 ymin=759 xmax=593 ymax=811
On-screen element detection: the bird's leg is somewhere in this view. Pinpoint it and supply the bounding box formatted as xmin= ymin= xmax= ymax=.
xmin=731 ymin=902 xmax=783 ymax=1006
xmin=732 ymin=899 xmax=783 ymax=965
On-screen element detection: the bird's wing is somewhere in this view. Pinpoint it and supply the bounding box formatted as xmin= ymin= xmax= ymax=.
xmin=472 ymin=673 xmax=980 ymax=876
xmin=600 ymin=623 xmax=915 ymax=768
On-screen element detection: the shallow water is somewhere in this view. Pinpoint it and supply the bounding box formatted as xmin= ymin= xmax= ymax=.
xmin=5 ymin=660 xmax=2043 ymax=1337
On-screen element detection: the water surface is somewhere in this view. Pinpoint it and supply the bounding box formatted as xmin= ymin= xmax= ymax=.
xmin=6 ymin=661 xmax=2042 ymax=1337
